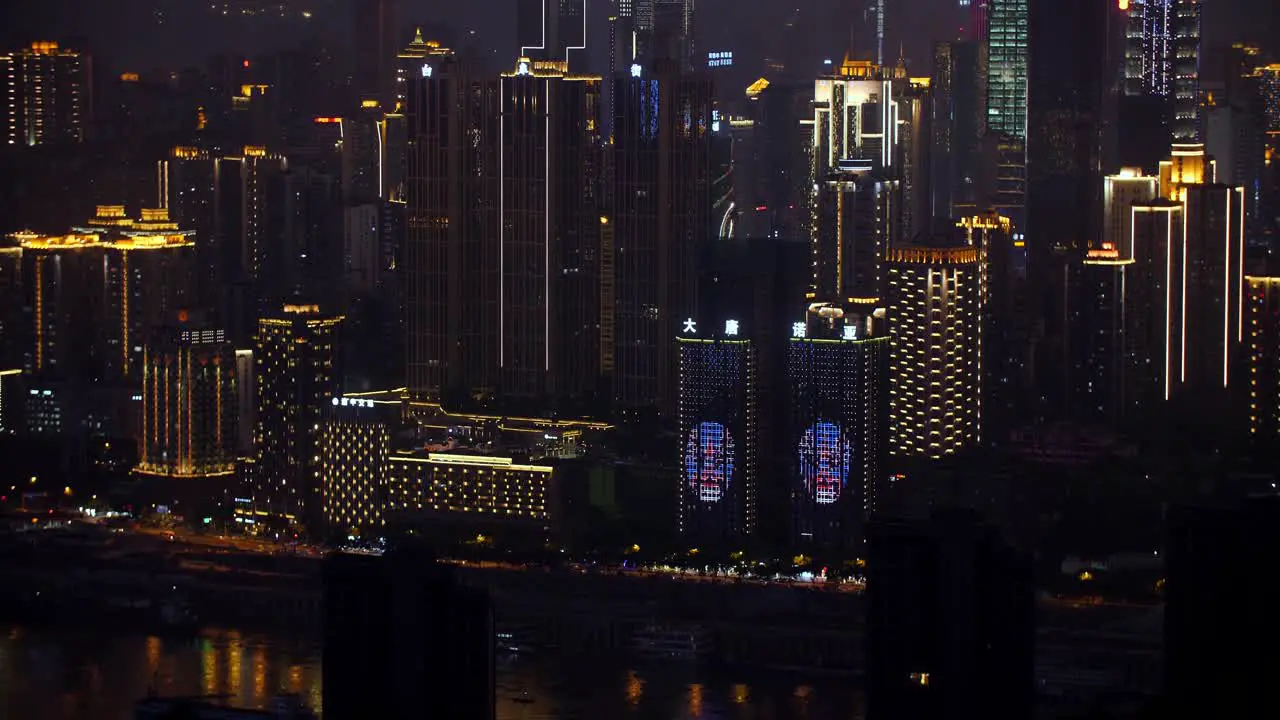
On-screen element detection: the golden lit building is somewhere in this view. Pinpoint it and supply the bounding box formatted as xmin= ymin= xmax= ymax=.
xmin=394 ymin=27 xmax=453 ymax=108
xmin=1103 ymin=168 xmax=1159 ymax=257
xmin=886 ymin=245 xmax=982 ymax=458
xmin=13 ymin=231 xmax=106 ymax=375
xmin=1245 ymin=276 xmax=1280 ymax=440
xmin=76 ymin=207 xmax=197 ymax=379
xmin=134 ymin=320 xmax=238 ymax=481
xmin=248 ymin=304 xmax=343 ymax=533
xmin=1 ymin=41 xmax=90 ymax=146
xmin=385 ymin=452 xmax=554 ymax=528
xmin=320 ymin=403 xmax=390 ymax=537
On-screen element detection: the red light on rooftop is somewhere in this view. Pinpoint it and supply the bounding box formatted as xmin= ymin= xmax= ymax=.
xmin=243 ymin=59 xmax=250 ymax=68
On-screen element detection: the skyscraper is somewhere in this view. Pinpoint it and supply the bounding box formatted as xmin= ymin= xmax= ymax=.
xmin=788 ymin=310 xmax=888 ymax=551
xmin=320 ymin=400 xmax=390 ymax=538
xmin=1103 ymin=169 xmax=1160 ymax=256
xmin=1128 ymin=199 xmax=1184 ymax=403
xmin=248 ymin=303 xmax=343 ymax=533
xmin=1067 ymin=248 xmax=1136 ymax=427
xmin=0 ymin=41 xmax=90 ymax=146
xmin=677 ymin=319 xmax=758 ymax=542
xmin=133 ymin=319 xmax=239 ymax=511
xmin=1170 ymin=0 xmax=1202 ymax=140
xmin=887 ymin=244 xmax=983 ymax=458
xmin=611 ymin=63 xmax=717 ymax=414
xmin=1124 ymin=0 xmax=1173 ymax=98
xmin=813 ymin=165 xmax=899 ymax=304
xmin=353 ymin=0 xmax=396 ymax=107
xmin=985 ymin=0 xmax=1027 ymax=142
xmin=1244 ymin=276 xmax=1280 ymax=442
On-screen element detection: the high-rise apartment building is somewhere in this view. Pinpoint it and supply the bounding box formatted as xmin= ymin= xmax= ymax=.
xmin=612 ymin=63 xmax=717 ymax=414
xmin=787 ymin=310 xmax=888 ymax=551
xmin=247 ymin=303 xmax=343 ymax=533
xmin=813 ymin=165 xmax=899 ymax=304
xmin=1244 ymin=276 xmax=1280 ymax=442
xmin=404 ymin=57 xmax=602 ymax=412
xmin=1068 ymin=248 xmax=1136 ymax=427
xmin=930 ymin=40 xmax=987 ymax=222
xmin=1103 ymin=169 xmax=1160 ymax=256
xmin=353 ymin=0 xmax=396 ymax=106
xmin=887 ymin=244 xmax=983 ymax=458
xmin=0 ymin=41 xmax=90 ymax=146
xmin=13 ymin=232 xmax=107 ymax=377
xmin=134 ymin=321 xmax=238 ymax=483
xmin=677 ymin=319 xmax=758 ymax=542
xmin=1170 ymin=0 xmax=1202 ymax=140
xmin=1128 ymin=199 xmax=1185 ymax=403
xmin=320 ymin=400 xmax=390 ymax=537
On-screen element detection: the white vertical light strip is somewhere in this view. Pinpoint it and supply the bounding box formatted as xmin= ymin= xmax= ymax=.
xmin=376 ymin=118 xmax=384 ymax=200
xmin=1223 ymin=189 xmax=1230 ymax=387
xmin=1238 ymin=187 xmax=1245 ymax=342
xmin=545 ymin=79 xmax=551 ymax=372
xmin=500 ymin=77 xmax=506 ymax=368
xmin=1165 ymin=210 xmax=1173 ymax=400
xmin=1180 ymin=202 xmax=1187 ymax=383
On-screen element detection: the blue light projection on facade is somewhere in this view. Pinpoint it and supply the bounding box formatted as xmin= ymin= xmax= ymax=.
xmin=685 ymin=421 xmax=735 ymax=502
xmin=798 ymin=421 xmax=851 ymax=504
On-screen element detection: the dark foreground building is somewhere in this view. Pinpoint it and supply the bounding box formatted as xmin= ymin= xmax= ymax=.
xmin=866 ymin=509 xmax=1034 ymax=720
xmin=323 ymin=545 xmax=494 ymax=720
xmin=1165 ymin=498 xmax=1280 ymax=717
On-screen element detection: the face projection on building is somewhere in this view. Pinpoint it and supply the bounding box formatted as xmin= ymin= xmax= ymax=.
xmin=799 ymin=421 xmax=851 ymax=504
xmin=685 ymin=421 xmax=735 ymax=503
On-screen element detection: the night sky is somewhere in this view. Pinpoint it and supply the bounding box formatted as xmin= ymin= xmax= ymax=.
xmin=1 ymin=0 xmax=1274 ymax=79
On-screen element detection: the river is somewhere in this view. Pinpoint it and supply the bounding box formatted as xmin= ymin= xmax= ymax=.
xmin=0 ymin=623 xmax=867 ymax=719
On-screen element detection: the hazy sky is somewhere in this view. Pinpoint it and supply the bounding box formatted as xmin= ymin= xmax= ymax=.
xmin=1 ymin=0 xmax=1272 ymax=78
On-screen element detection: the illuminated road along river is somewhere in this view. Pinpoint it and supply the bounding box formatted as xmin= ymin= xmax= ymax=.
xmin=0 ymin=623 xmax=867 ymax=719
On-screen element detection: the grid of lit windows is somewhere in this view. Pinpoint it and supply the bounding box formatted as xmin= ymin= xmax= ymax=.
xmin=887 ymin=247 xmax=982 ymax=458
xmin=385 ymin=453 xmax=552 ymax=522
xmin=320 ymin=419 xmax=389 ymax=535
xmin=799 ymin=421 xmax=849 ymax=505
xmin=986 ymin=0 xmax=1028 ymax=141
xmin=1245 ymin=277 xmax=1280 ymax=439
xmin=1 ymin=42 xmax=86 ymax=147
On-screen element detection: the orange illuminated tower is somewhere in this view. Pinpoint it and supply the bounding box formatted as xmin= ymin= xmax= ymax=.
xmin=133 ymin=315 xmax=238 ymax=515
xmin=0 ymin=41 xmax=90 ymax=146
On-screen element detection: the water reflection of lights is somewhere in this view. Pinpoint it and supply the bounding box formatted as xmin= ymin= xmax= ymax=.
xmin=252 ymin=644 xmax=267 ymax=700
xmin=732 ymin=682 xmax=749 ymax=704
xmin=145 ymin=636 xmax=161 ymax=677
xmin=227 ymin=631 xmax=243 ymax=699
xmin=689 ymin=682 xmax=704 ymax=717
xmin=625 ymin=670 xmax=644 ymax=707
xmin=201 ymin=637 xmax=217 ymax=696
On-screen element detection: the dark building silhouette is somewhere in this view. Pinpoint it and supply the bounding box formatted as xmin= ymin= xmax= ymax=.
xmin=866 ymin=509 xmax=1034 ymax=720
xmin=611 ymin=62 xmax=716 ymax=417
xmin=323 ymin=545 xmax=494 ymax=720
xmin=1165 ymin=498 xmax=1280 ymax=717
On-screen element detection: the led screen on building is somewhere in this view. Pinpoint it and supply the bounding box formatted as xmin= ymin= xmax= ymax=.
xmin=685 ymin=421 xmax=735 ymax=502
xmin=798 ymin=421 xmax=850 ymax=504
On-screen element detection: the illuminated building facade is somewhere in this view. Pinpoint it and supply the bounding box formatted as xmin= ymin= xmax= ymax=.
xmin=930 ymin=40 xmax=987 ymax=222
xmin=14 ymin=231 xmax=106 ymax=377
xmin=320 ymin=401 xmax=390 ymax=537
xmin=1245 ymin=276 xmax=1280 ymax=441
xmin=986 ymin=0 xmax=1028 ymax=141
xmin=385 ymin=452 xmax=554 ymax=529
xmin=134 ymin=321 xmax=238 ymax=481
xmin=1124 ymin=0 xmax=1173 ymax=97
xmin=248 ymin=304 xmax=343 ymax=533
xmin=612 ymin=64 xmax=716 ymax=414
xmin=677 ymin=321 xmax=758 ymax=541
xmin=809 ymin=58 xmax=909 ymax=185
xmin=1104 ymin=169 xmax=1160 ymax=257
xmin=787 ymin=311 xmax=888 ymax=550
xmin=0 ymin=41 xmax=90 ymax=146
xmin=395 ymin=28 xmax=453 ymax=109
xmin=1259 ymin=65 xmax=1280 ymax=133
xmin=887 ymin=245 xmax=982 ymax=458
xmin=1170 ymin=0 xmax=1202 ymax=140
xmin=1128 ymin=200 xmax=1185 ymax=403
